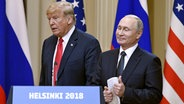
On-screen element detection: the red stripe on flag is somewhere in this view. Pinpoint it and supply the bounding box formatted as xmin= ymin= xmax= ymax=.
xmin=168 ymin=29 xmax=184 ymax=63
xmin=160 ymin=96 xmax=169 ymax=104
xmin=161 ymin=0 xmax=184 ymax=103
xmin=0 ymin=86 xmax=6 ymax=104
xmin=164 ymin=61 xmax=184 ymax=102
xmin=111 ymin=44 xmax=114 ymax=50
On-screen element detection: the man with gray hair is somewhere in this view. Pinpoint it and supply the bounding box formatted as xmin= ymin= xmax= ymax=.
xmin=92 ymin=14 xmax=162 ymax=104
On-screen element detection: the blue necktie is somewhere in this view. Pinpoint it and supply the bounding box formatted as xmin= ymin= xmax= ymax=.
xmin=117 ymin=51 xmax=126 ymax=76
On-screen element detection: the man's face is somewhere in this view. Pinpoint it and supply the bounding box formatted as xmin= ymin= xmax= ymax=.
xmin=47 ymin=9 xmax=68 ymax=37
xmin=116 ymin=17 xmax=142 ymax=49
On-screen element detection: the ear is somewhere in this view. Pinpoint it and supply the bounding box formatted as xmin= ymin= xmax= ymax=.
xmin=67 ymin=16 xmax=73 ymax=25
xmin=136 ymin=30 xmax=142 ymax=39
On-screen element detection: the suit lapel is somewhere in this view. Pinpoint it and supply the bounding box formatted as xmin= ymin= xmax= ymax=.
xmin=122 ymin=47 xmax=142 ymax=83
xmin=109 ymin=49 xmax=119 ymax=77
xmin=57 ymin=29 xmax=78 ymax=79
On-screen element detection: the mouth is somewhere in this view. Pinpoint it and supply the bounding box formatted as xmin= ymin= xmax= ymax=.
xmin=117 ymin=37 xmax=125 ymax=41
xmin=51 ymin=28 xmax=58 ymax=32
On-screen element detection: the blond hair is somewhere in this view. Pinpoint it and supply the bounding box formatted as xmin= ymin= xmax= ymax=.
xmin=47 ymin=1 xmax=76 ymax=24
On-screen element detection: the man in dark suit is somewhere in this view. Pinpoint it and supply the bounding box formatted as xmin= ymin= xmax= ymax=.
xmin=92 ymin=15 xmax=162 ymax=104
xmin=39 ymin=1 xmax=101 ymax=86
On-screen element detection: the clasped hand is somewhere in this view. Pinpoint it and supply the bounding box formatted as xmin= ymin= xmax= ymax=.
xmin=103 ymin=76 xmax=125 ymax=103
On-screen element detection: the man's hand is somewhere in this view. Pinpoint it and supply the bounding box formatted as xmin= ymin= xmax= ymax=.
xmin=113 ymin=76 xmax=125 ymax=97
xmin=103 ymin=86 xmax=113 ymax=103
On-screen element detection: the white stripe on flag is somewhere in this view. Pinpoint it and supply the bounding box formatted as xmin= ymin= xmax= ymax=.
xmin=166 ymin=45 xmax=184 ymax=82
xmin=171 ymin=13 xmax=184 ymax=43
xmin=139 ymin=0 xmax=148 ymax=15
xmin=6 ymin=0 xmax=32 ymax=66
xmin=162 ymin=76 xmax=183 ymax=104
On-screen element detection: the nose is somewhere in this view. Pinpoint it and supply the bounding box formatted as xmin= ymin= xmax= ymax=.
xmin=49 ymin=18 xmax=54 ymax=25
xmin=118 ymin=29 xmax=124 ymax=35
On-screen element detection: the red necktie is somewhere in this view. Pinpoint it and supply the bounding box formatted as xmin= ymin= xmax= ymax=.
xmin=53 ymin=38 xmax=63 ymax=86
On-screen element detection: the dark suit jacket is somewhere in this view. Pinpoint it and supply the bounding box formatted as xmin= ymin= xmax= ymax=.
xmin=93 ymin=47 xmax=162 ymax=104
xmin=39 ymin=28 xmax=101 ymax=86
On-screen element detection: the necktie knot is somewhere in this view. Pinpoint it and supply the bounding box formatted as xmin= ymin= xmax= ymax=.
xmin=59 ymin=38 xmax=63 ymax=44
xmin=121 ymin=51 xmax=126 ymax=57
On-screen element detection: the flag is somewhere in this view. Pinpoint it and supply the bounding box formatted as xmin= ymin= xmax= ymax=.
xmin=0 ymin=0 xmax=34 ymax=102
xmin=57 ymin=0 xmax=87 ymax=32
xmin=160 ymin=0 xmax=184 ymax=103
xmin=111 ymin=0 xmax=151 ymax=52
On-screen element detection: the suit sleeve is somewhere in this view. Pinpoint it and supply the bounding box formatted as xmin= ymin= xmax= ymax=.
xmin=39 ymin=40 xmax=46 ymax=85
xmin=85 ymin=38 xmax=101 ymax=85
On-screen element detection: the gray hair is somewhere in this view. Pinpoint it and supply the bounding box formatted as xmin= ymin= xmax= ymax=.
xmin=124 ymin=14 xmax=144 ymax=32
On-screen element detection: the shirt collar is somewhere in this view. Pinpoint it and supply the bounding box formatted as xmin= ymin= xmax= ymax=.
xmin=119 ymin=43 xmax=138 ymax=58
xmin=62 ymin=25 xmax=75 ymax=43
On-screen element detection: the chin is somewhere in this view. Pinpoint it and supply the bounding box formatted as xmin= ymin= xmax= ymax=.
xmin=117 ymin=40 xmax=122 ymax=44
xmin=53 ymin=34 xmax=59 ymax=37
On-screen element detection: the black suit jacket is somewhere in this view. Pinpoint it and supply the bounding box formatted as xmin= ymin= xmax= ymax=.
xmin=93 ymin=47 xmax=162 ymax=104
xmin=39 ymin=28 xmax=101 ymax=86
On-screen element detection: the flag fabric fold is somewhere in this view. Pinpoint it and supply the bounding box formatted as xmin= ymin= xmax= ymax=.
xmin=57 ymin=0 xmax=87 ymax=32
xmin=161 ymin=0 xmax=184 ymax=103
xmin=111 ymin=0 xmax=151 ymax=52
xmin=0 ymin=0 xmax=34 ymax=102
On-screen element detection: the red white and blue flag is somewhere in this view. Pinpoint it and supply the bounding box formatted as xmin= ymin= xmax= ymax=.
xmin=161 ymin=0 xmax=184 ymax=103
xmin=57 ymin=0 xmax=87 ymax=32
xmin=0 ymin=0 xmax=34 ymax=103
xmin=111 ymin=0 xmax=151 ymax=52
